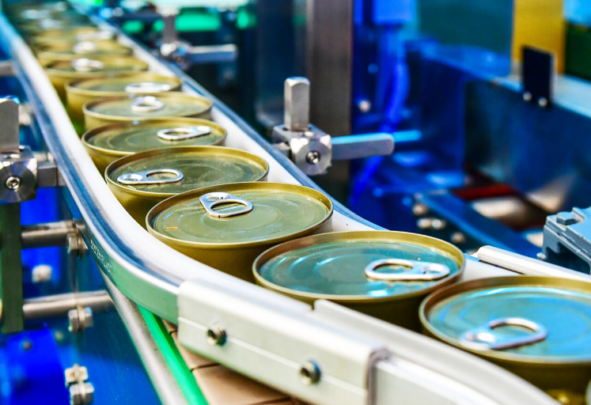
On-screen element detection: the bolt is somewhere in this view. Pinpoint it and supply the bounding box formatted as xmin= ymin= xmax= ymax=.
xmin=206 ymin=323 xmax=226 ymax=346
xmin=557 ymin=212 xmax=577 ymax=226
xmin=358 ymin=100 xmax=371 ymax=113
xmin=412 ymin=203 xmax=429 ymax=217
xmin=65 ymin=364 xmax=89 ymax=386
xmin=32 ymin=264 xmax=52 ymax=283
xmin=306 ymin=151 xmax=321 ymax=165
xmin=451 ymin=232 xmax=466 ymax=245
xmin=68 ymin=307 xmax=93 ymax=334
xmin=538 ymin=97 xmax=548 ymax=108
xmin=299 ymin=361 xmax=321 ymax=385
xmin=523 ymin=92 xmax=532 ymax=102
xmin=70 ymin=382 xmax=94 ymax=405
xmin=5 ymin=176 xmax=21 ymax=190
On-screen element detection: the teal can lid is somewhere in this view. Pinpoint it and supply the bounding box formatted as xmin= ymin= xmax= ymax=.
xmin=422 ymin=277 xmax=591 ymax=362
xmin=255 ymin=231 xmax=463 ymax=301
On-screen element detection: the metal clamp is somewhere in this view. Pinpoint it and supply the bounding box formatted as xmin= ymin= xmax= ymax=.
xmin=364 ymin=259 xmax=450 ymax=281
xmin=117 ymin=169 xmax=183 ymax=185
xmin=131 ymin=96 xmax=165 ymax=113
xmin=199 ymin=192 xmax=253 ymax=218
xmin=71 ymin=58 xmax=104 ymax=72
xmin=459 ymin=317 xmax=548 ymax=351
xmin=72 ymin=41 xmax=98 ymax=55
xmin=157 ymin=125 xmax=211 ymax=141
xmin=272 ymin=77 xmax=394 ymax=176
xmin=125 ymin=82 xmax=173 ymax=94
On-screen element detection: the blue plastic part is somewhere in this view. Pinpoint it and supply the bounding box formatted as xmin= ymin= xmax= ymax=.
xmin=0 ymin=328 xmax=69 ymax=405
xmin=355 ymin=0 xmax=414 ymax=26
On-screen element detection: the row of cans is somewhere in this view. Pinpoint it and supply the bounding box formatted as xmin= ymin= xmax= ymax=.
xmin=10 ymin=2 xmax=591 ymax=403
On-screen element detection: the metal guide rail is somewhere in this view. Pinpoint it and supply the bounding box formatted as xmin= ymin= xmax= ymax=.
xmin=0 ymin=9 xmax=581 ymax=405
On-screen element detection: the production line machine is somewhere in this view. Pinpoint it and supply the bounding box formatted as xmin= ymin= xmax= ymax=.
xmin=3 ymin=1 xmax=591 ymax=405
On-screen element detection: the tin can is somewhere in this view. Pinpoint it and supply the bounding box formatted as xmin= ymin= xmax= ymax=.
xmin=16 ymin=20 xmax=94 ymax=35
xmin=106 ymin=147 xmax=269 ymax=226
xmin=29 ymin=30 xmax=117 ymax=48
xmin=82 ymin=118 xmax=227 ymax=173
xmin=66 ymin=73 xmax=182 ymax=122
xmin=147 ymin=182 xmax=333 ymax=282
xmin=35 ymin=41 xmax=133 ymax=65
xmin=420 ymin=276 xmax=591 ymax=394
xmin=84 ymin=93 xmax=213 ymax=130
xmin=5 ymin=1 xmax=69 ymax=17
xmin=254 ymin=231 xmax=464 ymax=330
xmin=44 ymin=58 xmax=149 ymax=100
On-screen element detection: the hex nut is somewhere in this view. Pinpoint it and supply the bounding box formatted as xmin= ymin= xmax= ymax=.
xmin=206 ymin=323 xmax=226 ymax=346
xmin=299 ymin=361 xmax=321 ymax=385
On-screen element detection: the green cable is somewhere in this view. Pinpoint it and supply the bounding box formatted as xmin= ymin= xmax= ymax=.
xmin=139 ymin=307 xmax=209 ymax=405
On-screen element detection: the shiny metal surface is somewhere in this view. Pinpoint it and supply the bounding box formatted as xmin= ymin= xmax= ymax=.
xmin=149 ymin=182 xmax=332 ymax=281
xmin=21 ymin=219 xmax=76 ymax=249
xmin=421 ymin=276 xmax=591 ymax=392
xmin=18 ymin=291 xmax=113 ymax=320
xmin=255 ymin=231 xmax=463 ymax=330
xmin=82 ymin=118 xmax=226 ymax=173
xmin=106 ymin=146 xmax=268 ymax=225
xmin=83 ymin=93 xmax=213 ymax=129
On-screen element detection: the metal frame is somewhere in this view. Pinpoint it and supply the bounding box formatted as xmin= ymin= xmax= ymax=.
xmin=0 ymin=11 xmax=581 ymax=405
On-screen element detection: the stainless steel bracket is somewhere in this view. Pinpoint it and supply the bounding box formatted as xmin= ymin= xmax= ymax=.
xmin=272 ymin=77 xmax=394 ymax=176
xmin=178 ymin=278 xmax=389 ymax=405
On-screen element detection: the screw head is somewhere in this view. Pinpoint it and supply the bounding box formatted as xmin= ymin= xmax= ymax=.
xmin=299 ymin=361 xmax=321 ymax=385
xmin=21 ymin=340 xmax=32 ymax=351
xmin=523 ymin=92 xmax=532 ymax=102
xmin=557 ymin=212 xmax=577 ymax=226
xmin=306 ymin=151 xmax=321 ymax=165
xmin=206 ymin=323 xmax=226 ymax=346
xmin=5 ymin=176 xmax=21 ymax=190
xmin=412 ymin=203 xmax=429 ymax=217
xmin=358 ymin=100 xmax=371 ymax=113
xmin=451 ymin=232 xmax=466 ymax=245
xmin=538 ymin=97 xmax=548 ymax=108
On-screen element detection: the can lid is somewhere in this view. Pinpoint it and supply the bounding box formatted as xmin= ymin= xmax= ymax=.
xmin=422 ymin=277 xmax=591 ymax=362
xmin=83 ymin=119 xmax=226 ymax=154
xmin=255 ymin=231 xmax=462 ymax=301
xmin=38 ymin=40 xmax=130 ymax=57
xmin=46 ymin=58 xmax=147 ymax=74
xmin=106 ymin=147 xmax=268 ymax=196
xmin=85 ymin=94 xmax=212 ymax=119
xmin=148 ymin=182 xmax=332 ymax=247
xmin=70 ymin=74 xmax=181 ymax=94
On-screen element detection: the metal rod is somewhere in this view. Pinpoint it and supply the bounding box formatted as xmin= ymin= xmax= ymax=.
xmin=15 ymin=290 xmax=113 ymax=321
xmin=21 ymin=220 xmax=76 ymax=249
xmin=102 ymin=273 xmax=189 ymax=405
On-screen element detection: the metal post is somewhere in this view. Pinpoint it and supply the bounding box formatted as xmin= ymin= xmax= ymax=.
xmin=0 ymin=203 xmax=23 ymax=333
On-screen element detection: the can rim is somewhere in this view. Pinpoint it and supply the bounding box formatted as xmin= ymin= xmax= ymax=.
xmin=81 ymin=118 xmax=227 ymax=157
xmin=44 ymin=58 xmax=149 ymax=77
xmin=82 ymin=93 xmax=213 ymax=121
xmin=252 ymin=230 xmax=465 ymax=303
xmin=105 ymin=146 xmax=269 ymax=198
xmin=146 ymin=182 xmax=333 ymax=249
xmin=66 ymin=73 xmax=182 ymax=98
xmin=419 ymin=276 xmax=591 ymax=365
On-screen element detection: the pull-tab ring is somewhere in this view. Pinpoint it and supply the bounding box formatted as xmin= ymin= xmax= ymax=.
xmin=72 ymin=41 xmax=98 ymax=54
xmin=157 ymin=126 xmax=212 ymax=141
xmin=117 ymin=169 xmax=183 ymax=185
xmin=460 ymin=317 xmax=548 ymax=351
xmin=125 ymin=82 xmax=173 ymax=94
xmin=364 ymin=259 xmax=450 ymax=281
xmin=131 ymin=96 xmax=165 ymax=113
xmin=199 ymin=192 xmax=253 ymax=218
xmin=71 ymin=58 xmax=104 ymax=72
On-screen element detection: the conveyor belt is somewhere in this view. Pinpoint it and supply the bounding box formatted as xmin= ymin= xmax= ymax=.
xmin=0 ymin=8 xmax=576 ymax=405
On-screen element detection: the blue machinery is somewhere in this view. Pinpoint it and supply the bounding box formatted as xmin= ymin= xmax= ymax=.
xmin=3 ymin=0 xmax=591 ymax=404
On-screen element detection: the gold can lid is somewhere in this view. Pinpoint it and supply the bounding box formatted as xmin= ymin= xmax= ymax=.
xmin=148 ymin=182 xmax=333 ymax=248
xmin=83 ymin=119 xmax=226 ymax=155
xmin=68 ymin=73 xmax=182 ymax=96
xmin=36 ymin=41 xmax=132 ymax=60
xmin=45 ymin=57 xmax=148 ymax=75
xmin=84 ymin=94 xmax=212 ymax=120
xmin=106 ymin=146 xmax=268 ymax=197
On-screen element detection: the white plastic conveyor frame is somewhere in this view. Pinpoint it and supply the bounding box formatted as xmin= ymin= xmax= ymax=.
xmin=0 ymin=9 xmax=582 ymax=405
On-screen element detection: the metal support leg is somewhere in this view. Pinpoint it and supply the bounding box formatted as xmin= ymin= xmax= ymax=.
xmin=0 ymin=203 xmax=23 ymax=333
